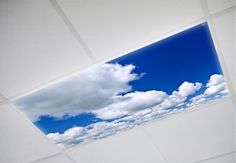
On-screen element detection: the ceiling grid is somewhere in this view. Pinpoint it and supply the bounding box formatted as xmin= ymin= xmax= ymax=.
xmin=0 ymin=0 xmax=235 ymax=162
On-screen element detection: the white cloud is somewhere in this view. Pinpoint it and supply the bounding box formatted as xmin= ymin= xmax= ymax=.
xmin=47 ymin=126 xmax=84 ymax=144
xmin=188 ymin=74 xmax=229 ymax=108
xmin=175 ymin=81 xmax=202 ymax=97
xmin=93 ymin=90 xmax=167 ymax=120
xmin=47 ymin=121 xmax=130 ymax=145
xmin=204 ymin=82 xmax=226 ymax=95
xmin=117 ymin=108 xmax=153 ymax=122
xmin=160 ymin=93 xmax=186 ymax=109
xmin=189 ymin=94 xmax=207 ymax=107
xmin=160 ymin=81 xmax=201 ymax=109
xmin=121 ymin=107 xmax=170 ymax=124
xmin=219 ymin=88 xmax=229 ymax=94
xmin=14 ymin=63 xmax=141 ymax=121
xmin=190 ymin=94 xmax=205 ymax=102
xmin=92 ymin=81 xmax=201 ymax=120
xmin=204 ymin=74 xmax=228 ymax=96
xmin=93 ymin=109 xmax=127 ymax=120
xmin=206 ymin=74 xmax=225 ymax=87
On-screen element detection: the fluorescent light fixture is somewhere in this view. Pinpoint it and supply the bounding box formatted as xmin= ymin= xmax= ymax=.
xmin=13 ymin=23 xmax=230 ymax=148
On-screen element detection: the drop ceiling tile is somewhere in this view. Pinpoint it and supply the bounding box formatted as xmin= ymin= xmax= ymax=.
xmin=57 ymin=0 xmax=204 ymax=61
xmin=0 ymin=0 xmax=92 ymax=98
xmin=0 ymin=103 xmax=60 ymax=163
xmin=197 ymin=152 xmax=235 ymax=163
xmin=144 ymin=98 xmax=235 ymax=163
xmin=65 ymin=127 xmax=165 ymax=163
xmin=35 ymin=154 xmax=72 ymax=163
xmin=206 ymin=0 xmax=235 ymax=14
xmin=212 ymin=9 xmax=236 ymax=94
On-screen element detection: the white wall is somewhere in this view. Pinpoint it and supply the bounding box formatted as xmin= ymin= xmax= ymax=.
xmin=0 ymin=0 xmax=235 ymax=163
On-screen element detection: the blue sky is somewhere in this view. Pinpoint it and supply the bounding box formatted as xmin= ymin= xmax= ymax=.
xmin=14 ymin=23 xmax=229 ymax=147
xmin=109 ymin=23 xmax=222 ymax=94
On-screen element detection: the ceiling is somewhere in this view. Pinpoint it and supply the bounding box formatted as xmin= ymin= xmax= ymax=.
xmin=0 ymin=0 xmax=235 ymax=163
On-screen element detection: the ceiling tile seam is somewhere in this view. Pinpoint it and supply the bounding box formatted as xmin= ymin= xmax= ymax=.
xmin=141 ymin=96 xmax=234 ymax=163
xmin=200 ymin=0 xmax=236 ymax=108
xmin=48 ymin=0 xmax=96 ymax=62
xmin=29 ymin=151 xmax=77 ymax=163
xmin=5 ymin=102 xmax=66 ymax=160
xmin=211 ymin=5 xmax=236 ymax=18
xmin=29 ymin=153 xmax=62 ymax=163
xmin=94 ymin=17 xmax=206 ymax=63
xmin=59 ymin=149 xmax=78 ymax=163
xmin=141 ymin=127 xmax=169 ymax=163
xmin=5 ymin=102 xmax=78 ymax=163
xmin=194 ymin=151 xmax=236 ymax=163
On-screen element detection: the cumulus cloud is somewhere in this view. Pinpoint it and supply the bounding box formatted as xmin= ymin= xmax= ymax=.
xmin=187 ymin=74 xmax=229 ymax=108
xmin=204 ymin=82 xmax=226 ymax=95
xmin=177 ymin=82 xmax=202 ymax=97
xmin=92 ymin=81 xmax=201 ymax=120
xmin=47 ymin=127 xmax=84 ymax=144
xmin=116 ymin=107 xmax=169 ymax=124
xmin=206 ymin=74 xmax=225 ymax=87
xmin=47 ymin=121 xmax=130 ymax=145
xmin=204 ymin=74 xmax=228 ymax=96
xmin=160 ymin=81 xmax=202 ymax=109
xmin=188 ymin=94 xmax=207 ymax=107
xmin=93 ymin=90 xmax=167 ymax=120
xmin=14 ymin=63 xmax=141 ymax=121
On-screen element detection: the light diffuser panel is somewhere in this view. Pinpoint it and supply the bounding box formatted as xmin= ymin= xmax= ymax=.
xmin=13 ymin=23 xmax=230 ymax=148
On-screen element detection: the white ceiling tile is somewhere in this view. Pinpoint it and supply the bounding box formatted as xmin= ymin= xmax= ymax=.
xmin=65 ymin=127 xmax=166 ymax=163
xmin=197 ymin=152 xmax=235 ymax=163
xmin=0 ymin=103 xmax=60 ymax=163
xmin=144 ymin=98 xmax=235 ymax=163
xmin=212 ymin=10 xmax=236 ymax=94
xmin=206 ymin=0 xmax=235 ymax=14
xmin=0 ymin=0 xmax=92 ymax=98
xmin=35 ymin=154 xmax=72 ymax=163
xmin=57 ymin=0 xmax=204 ymax=61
